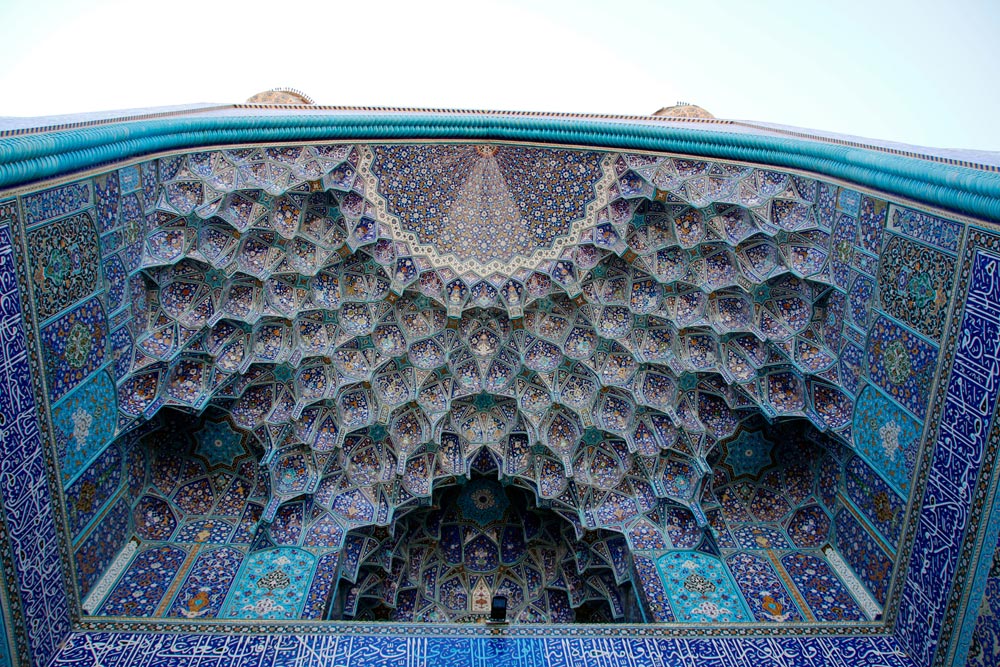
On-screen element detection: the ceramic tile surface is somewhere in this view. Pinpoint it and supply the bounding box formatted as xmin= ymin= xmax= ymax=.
xmin=965 ymin=535 xmax=1000 ymax=667
xmin=50 ymin=632 xmax=918 ymax=667
xmin=0 ymin=203 xmax=73 ymax=667
xmin=895 ymin=237 xmax=1000 ymax=667
xmin=0 ymin=128 xmax=996 ymax=667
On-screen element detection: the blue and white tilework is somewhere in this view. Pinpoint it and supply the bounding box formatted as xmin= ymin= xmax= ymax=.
xmin=0 ymin=135 xmax=998 ymax=667
xmin=98 ymin=545 xmax=187 ymax=617
xmin=220 ymin=548 xmax=315 ymax=620
xmin=0 ymin=207 xmax=73 ymax=666
xmin=656 ymin=551 xmax=751 ymax=623
xmin=167 ymin=546 xmax=244 ymax=619
xmin=895 ymin=235 xmax=1000 ymax=667
xmin=50 ymin=632 xmax=918 ymax=667
xmin=851 ymin=384 xmax=921 ymax=496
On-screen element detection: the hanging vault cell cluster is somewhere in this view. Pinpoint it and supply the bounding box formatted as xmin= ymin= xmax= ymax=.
xmin=342 ymin=479 xmax=637 ymax=623
xmin=117 ymin=143 xmax=853 ymax=567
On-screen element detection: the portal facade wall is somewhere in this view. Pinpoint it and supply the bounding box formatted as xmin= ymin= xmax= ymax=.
xmin=0 ymin=114 xmax=998 ymax=667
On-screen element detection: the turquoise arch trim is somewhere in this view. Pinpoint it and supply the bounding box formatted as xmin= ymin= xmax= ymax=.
xmin=1 ymin=114 xmax=1000 ymax=222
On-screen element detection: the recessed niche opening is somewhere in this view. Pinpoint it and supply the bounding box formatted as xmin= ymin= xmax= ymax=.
xmin=327 ymin=478 xmax=643 ymax=623
xmin=78 ymin=407 xmax=886 ymax=626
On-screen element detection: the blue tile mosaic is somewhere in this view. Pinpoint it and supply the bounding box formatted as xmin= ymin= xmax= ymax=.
xmin=22 ymin=183 xmax=92 ymax=228
xmin=0 ymin=543 xmax=13 ymax=667
xmin=25 ymin=211 xmax=101 ymax=321
xmin=852 ymin=383 xmax=922 ymax=496
xmin=781 ymin=552 xmax=866 ymax=622
xmin=98 ymin=545 xmax=187 ymax=617
xmin=865 ymin=315 xmax=938 ymax=420
xmin=0 ymin=213 xmax=73 ymax=667
xmin=166 ymin=546 xmax=243 ymax=619
xmin=64 ymin=442 xmax=122 ymax=538
xmin=109 ymin=326 xmax=134 ymax=381
xmin=118 ymin=166 xmax=140 ymax=194
xmin=40 ymin=296 xmax=108 ymax=402
xmin=857 ymin=196 xmax=887 ymax=255
xmin=103 ymin=254 xmax=127 ymax=314
xmin=725 ymin=551 xmax=803 ymax=622
xmin=301 ymin=551 xmax=339 ymax=619
xmin=885 ymin=205 xmax=963 ymax=254
xmin=876 ymin=234 xmax=957 ymax=342
xmin=75 ymin=497 xmax=131 ymax=599
xmin=895 ymin=239 xmax=1000 ymax=667
xmin=845 ymin=455 xmax=905 ymax=548
xmin=1 ymin=132 xmax=998 ymax=667
xmin=834 ymin=509 xmax=892 ymax=605
xmin=964 ymin=535 xmax=1000 ymax=667
xmin=134 ymin=494 xmax=178 ymax=541
xmin=93 ymin=173 xmax=120 ymax=234
xmin=50 ymin=632 xmax=918 ymax=667
xmin=220 ymin=547 xmax=316 ymax=620
xmin=656 ymin=551 xmax=751 ymax=623
xmin=52 ymin=370 xmax=118 ymax=486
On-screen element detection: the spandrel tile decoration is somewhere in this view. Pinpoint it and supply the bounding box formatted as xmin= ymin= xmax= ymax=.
xmin=0 ymin=95 xmax=999 ymax=667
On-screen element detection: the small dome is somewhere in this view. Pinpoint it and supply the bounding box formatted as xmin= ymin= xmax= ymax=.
xmin=652 ymin=102 xmax=714 ymax=119
xmin=245 ymin=88 xmax=315 ymax=105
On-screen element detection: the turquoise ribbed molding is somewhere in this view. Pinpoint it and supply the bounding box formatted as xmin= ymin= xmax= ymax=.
xmin=2 ymin=113 xmax=999 ymax=223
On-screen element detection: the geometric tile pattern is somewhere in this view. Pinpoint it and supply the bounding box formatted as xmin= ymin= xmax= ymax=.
xmin=364 ymin=145 xmax=614 ymax=275
xmin=340 ymin=480 xmax=635 ymax=623
xmin=8 ymin=143 xmax=963 ymax=636
xmin=98 ymin=412 xmax=874 ymax=625
xmin=3 ymin=143 xmax=963 ymax=639
xmin=191 ymin=418 xmax=247 ymax=470
xmin=707 ymin=424 xmax=836 ymax=555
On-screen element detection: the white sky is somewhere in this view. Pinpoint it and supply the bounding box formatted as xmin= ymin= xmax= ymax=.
xmin=1 ymin=0 xmax=998 ymax=150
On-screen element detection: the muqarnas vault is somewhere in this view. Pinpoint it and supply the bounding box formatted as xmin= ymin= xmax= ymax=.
xmin=0 ymin=102 xmax=999 ymax=667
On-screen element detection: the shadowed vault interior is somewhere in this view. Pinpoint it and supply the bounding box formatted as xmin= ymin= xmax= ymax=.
xmin=1 ymin=104 xmax=1000 ymax=667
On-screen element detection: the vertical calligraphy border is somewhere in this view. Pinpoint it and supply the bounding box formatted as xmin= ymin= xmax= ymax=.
xmin=892 ymin=227 xmax=1000 ymax=667
xmin=0 ymin=197 xmax=74 ymax=667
